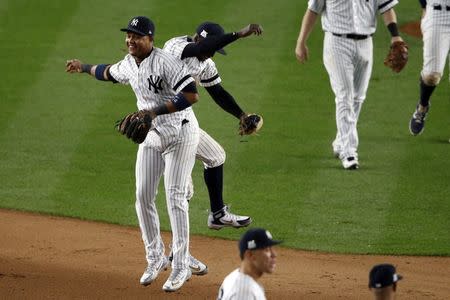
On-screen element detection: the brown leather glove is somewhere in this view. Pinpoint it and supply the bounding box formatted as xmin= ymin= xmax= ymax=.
xmin=384 ymin=41 xmax=409 ymax=73
xmin=115 ymin=110 xmax=153 ymax=144
xmin=238 ymin=114 xmax=263 ymax=135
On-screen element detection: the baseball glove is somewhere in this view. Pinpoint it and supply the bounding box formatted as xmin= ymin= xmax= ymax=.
xmin=239 ymin=114 xmax=263 ymax=135
xmin=384 ymin=41 xmax=408 ymax=73
xmin=115 ymin=110 xmax=153 ymax=144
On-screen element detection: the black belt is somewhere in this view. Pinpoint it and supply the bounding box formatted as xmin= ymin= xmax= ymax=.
xmin=181 ymin=119 xmax=189 ymax=126
xmin=332 ymin=33 xmax=372 ymax=40
xmin=433 ymin=4 xmax=450 ymax=10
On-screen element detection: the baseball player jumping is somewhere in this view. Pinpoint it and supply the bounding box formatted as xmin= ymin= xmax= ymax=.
xmin=66 ymin=16 xmax=201 ymax=292
xmin=409 ymin=0 xmax=450 ymax=136
xmin=295 ymin=0 xmax=406 ymax=169
xmin=163 ymin=22 xmax=263 ymax=229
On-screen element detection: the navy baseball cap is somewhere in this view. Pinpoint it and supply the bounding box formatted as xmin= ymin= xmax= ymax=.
xmin=239 ymin=228 xmax=282 ymax=258
xmin=121 ymin=16 xmax=155 ymax=36
xmin=369 ymin=264 xmax=403 ymax=288
xmin=196 ymin=22 xmax=227 ymax=55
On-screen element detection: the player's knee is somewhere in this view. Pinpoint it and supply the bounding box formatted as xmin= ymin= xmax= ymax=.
xmin=202 ymin=149 xmax=226 ymax=168
xmin=422 ymin=72 xmax=441 ymax=86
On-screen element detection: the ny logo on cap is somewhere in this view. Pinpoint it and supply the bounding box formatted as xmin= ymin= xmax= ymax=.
xmin=131 ymin=18 xmax=139 ymax=27
xmin=266 ymin=230 xmax=273 ymax=239
xmin=200 ymin=30 xmax=208 ymax=38
xmin=247 ymin=240 xmax=256 ymax=249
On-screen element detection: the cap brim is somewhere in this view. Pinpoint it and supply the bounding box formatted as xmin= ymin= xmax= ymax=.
xmin=268 ymin=240 xmax=282 ymax=247
xmin=217 ymin=48 xmax=227 ymax=55
xmin=120 ymin=28 xmax=148 ymax=36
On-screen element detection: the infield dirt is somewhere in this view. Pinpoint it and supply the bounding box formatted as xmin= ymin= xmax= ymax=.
xmin=1 ymin=209 xmax=449 ymax=299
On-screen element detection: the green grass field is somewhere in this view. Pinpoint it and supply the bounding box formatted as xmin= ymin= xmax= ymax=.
xmin=0 ymin=0 xmax=449 ymax=255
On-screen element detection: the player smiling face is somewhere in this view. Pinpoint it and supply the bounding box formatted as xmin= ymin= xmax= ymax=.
xmin=125 ymin=32 xmax=153 ymax=62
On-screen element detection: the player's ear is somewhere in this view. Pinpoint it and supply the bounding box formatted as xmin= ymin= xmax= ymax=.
xmin=193 ymin=34 xmax=199 ymax=43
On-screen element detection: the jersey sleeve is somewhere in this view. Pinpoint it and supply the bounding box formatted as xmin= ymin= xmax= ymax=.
xmin=377 ymin=0 xmax=399 ymax=14
xmin=199 ymin=59 xmax=221 ymax=87
xmin=308 ymin=0 xmax=325 ymax=13
xmin=162 ymin=37 xmax=188 ymax=60
xmin=160 ymin=52 xmax=195 ymax=93
xmin=108 ymin=57 xmax=132 ymax=85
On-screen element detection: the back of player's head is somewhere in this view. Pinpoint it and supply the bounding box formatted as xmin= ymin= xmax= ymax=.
xmin=195 ymin=21 xmax=226 ymax=55
xmin=369 ymin=264 xmax=402 ymax=289
xmin=238 ymin=228 xmax=282 ymax=259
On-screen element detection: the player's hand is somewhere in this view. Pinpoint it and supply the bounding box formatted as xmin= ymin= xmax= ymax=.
xmin=295 ymin=43 xmax=309 ymax=63
xmin=237 ymin=24 xmax=263 ymax=38
xmin=65 ymin=59 xmax=82 ymax=73
xmin=390 ymin=36 xmax=403 ymax=44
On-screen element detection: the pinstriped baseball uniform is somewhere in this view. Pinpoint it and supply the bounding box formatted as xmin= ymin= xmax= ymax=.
xmin=217 ymin=269 xmax=266 ymax=300
xmin=109 ymin=47 xmax=199 ymax=270
xmin=163 ymin=36 xmax=226 ymax=171
xmin=308 ymin=0 xmax=398 ymax=161
xmin=421 ymin=0 xmax=450 ymax=80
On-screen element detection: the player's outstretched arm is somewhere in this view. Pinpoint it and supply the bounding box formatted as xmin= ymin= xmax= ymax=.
xmin=295 ymin=9 xmax=318 ymax=63
xmin=236 ymin=24 xmax=263 ymax=38
xmin=65 ymin=59 xmax=117 ymax=82
xmin=181 ymin=24 xmax=263 ymax=59
xmin=205 ymin=83 xmax=245 ymax=119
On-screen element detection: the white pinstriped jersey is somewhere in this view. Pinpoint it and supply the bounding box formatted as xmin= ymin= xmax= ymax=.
xmin=109 ymin=47 xmax=196 ymax=137
xmin=218 ymin=269 xmax=266 ymax=300
xmin=163 ymin=36 xmax=222 ymax=87
xmin=308 ymin=0 xmax=398 ymax=35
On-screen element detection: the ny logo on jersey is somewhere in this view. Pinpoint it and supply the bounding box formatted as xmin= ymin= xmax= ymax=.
xmin=131 ymin=18 xmax=139 ymax=27
xmin=148 ymin=75 xmax=163 ymax=94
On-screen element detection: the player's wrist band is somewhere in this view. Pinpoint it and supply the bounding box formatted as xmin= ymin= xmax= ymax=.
xmin=81 ymin=64 xmax=92 ymax=73
xmin=387 ymin=23 xmax=399 ymax=37
xmin=95 ymin=64 xmax=110 ymax=81
xmin=171 ymin=92 xmax=192 ymax=111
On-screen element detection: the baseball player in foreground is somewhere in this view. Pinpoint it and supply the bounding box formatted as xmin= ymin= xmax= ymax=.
xmin=163 ymin=22 xmax=263 ymax=231
xmin=66 ymin=16 xmax=201 ymax=292
xmin=295 ymin=0 xmax=407 ymax=170
xmin=409 ymin=0 xmax=450 ymax=136
xmin=369 ymin=264 xmax=403 ymax=300
xmin=217 ymin=228 xmax=281 ymax=300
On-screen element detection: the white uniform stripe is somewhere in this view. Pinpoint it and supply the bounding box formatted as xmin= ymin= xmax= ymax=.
xmin=421 ymin=0 xmax=450 ymax=78
xmin=218 ymin=269 xmax=266 ymax=300
xmin=308 ymin=0 xmax=398 ymax=35
xmin=324 ymin=32 xmax=373 ymax=159
xmin=110 ymin=46 xmax=200 ymax=270
xmin=196 ymin=129 xmax=226 ymax=168
xmin=163 ymin=36 xmax=226 ymax=176
xmin=163 ymin=36 xmax=222 ymax=87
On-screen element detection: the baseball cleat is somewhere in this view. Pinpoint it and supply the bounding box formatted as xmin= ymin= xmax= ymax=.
xmin=207 ymin=205 xmax=252 ymax=230
xmin=409 ymin=104 xmax=429 ymax=136
xmin=167 ymin=252 xmax=208 ymax=276
xmin=140 ymin=256 xmax=169 ymax=286
xmin=342 ymin=156 xmax=359 ymax=170
xmin=162 ymin=268 xmax=192 ymax=292
xmin=188 ymin=254 xmax=208 ymax=275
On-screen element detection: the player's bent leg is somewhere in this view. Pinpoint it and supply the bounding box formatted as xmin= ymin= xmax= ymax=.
xmin=409 ymin=73 xmax=440 ymax=136
xmin=422 ymin=72 xmax=441 ymax=86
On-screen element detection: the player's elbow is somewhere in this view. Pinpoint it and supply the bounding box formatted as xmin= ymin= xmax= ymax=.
xmin=188 ymin=93 xmax=199 ymax=105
